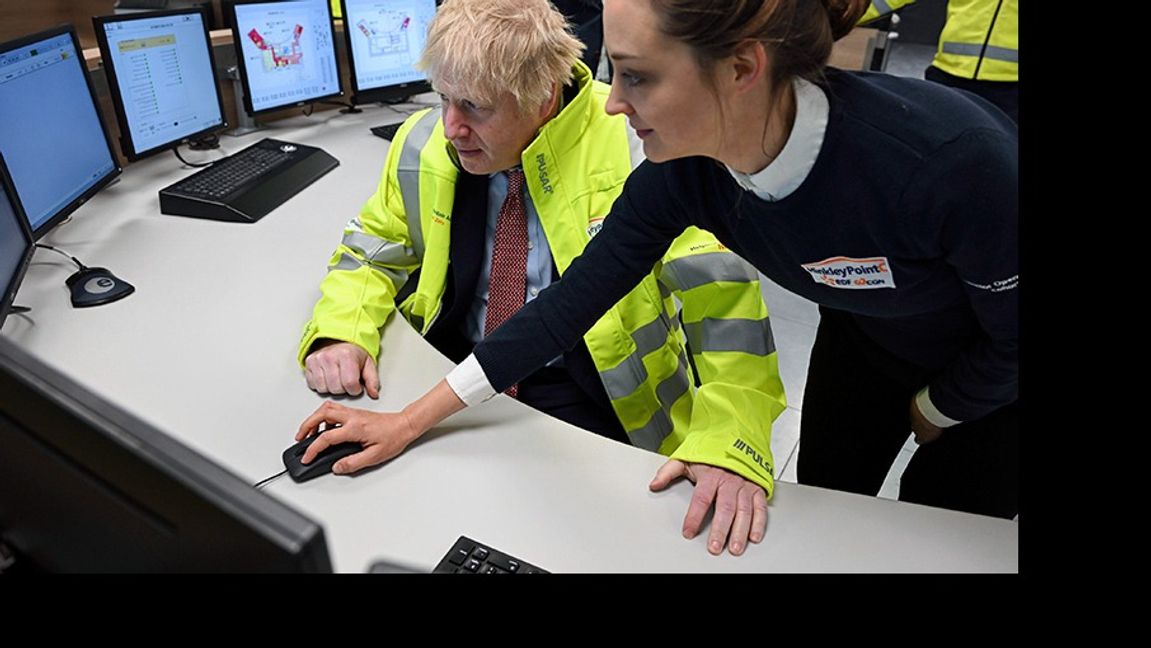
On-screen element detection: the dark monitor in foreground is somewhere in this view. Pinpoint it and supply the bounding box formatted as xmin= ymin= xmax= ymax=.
xmin=93 ymin=7 xmax=228 ymax=161
xmin=230 ymin=0 xmax=343 ymax=115
xmin=341 ymin=0 xmax=438 ymax=105
xmin=0 ymin=154 xmax=34 ymax=330
xmin=0 ymin=25 xmax=121 ymax=238
xmin=0 ymin=338 xmax=333 ymax=573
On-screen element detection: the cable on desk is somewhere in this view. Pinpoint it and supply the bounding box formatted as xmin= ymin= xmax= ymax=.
xmin=172 ymin=146 xmax=216 ymax=168
xmin=35 ymin=243 xmax=87 ymax=271
xmin=254 ymin=469 xmax=287 ymax=489
xmin=187 ymin=133 xmax=221 ymax=151
xmin=322 ymin=100 xmax=361 ymax=114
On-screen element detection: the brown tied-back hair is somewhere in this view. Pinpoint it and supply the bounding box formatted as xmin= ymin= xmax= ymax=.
xmin=647 ymin=0 xmax=869 ymax=85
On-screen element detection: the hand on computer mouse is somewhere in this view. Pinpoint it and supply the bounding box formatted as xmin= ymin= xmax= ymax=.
xmin=304 ymin=340 xmax=380 ymax=399
xmin=295 ymin=401 xmax=421 ymax=474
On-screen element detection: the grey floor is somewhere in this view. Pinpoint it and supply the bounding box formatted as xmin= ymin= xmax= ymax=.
xmin=767 ymin=40 xmax=937 ymax=499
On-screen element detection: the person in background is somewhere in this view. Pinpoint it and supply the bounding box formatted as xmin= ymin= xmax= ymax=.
xmin=552 ymin=0 xmax=609 ymax=78
xmin=298 ymin=0 xmax=786 ymax=555
xmin=861 ymin=0 xmax=1018 ymax=122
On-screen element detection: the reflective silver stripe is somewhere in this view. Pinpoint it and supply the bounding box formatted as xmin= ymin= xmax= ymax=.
xmin=684 ymin=318 xmax=776 ymax=356
xmin=346 ymin=216 xmax=366 ymax=234
xmin=628 ymin=410 xmax=672 ymax=451
xmin=342 ymin=231 xmax=417 ymax=267
xmin=330 ymin=252 xmax=410 ymax=288
xmin=626 ymin=353 xmax=691 ymax=451
xmin=661 ymin=252 xmax=758 ymax=293
xmin=872 ymin=0 xmax=893 ymax=14
xmin=598 ymin=315 xmax=671 ymax=400
xmin=941 ymin=42 xmax=1019 ymax=63
xmin=632 ymin=315 xmax=670 ymax=358
xmin=396 ymin=109 xmax=441 ymax=259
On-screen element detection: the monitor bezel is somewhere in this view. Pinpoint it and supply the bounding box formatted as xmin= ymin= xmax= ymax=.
xmin=0 ymin=152 xmax=35 ymax=330
xmin=228 ymin=0 xmax=346 ymax=117
xmin=0 ymin=337 xmax=334 ymax=573
xmin=92 ymin=7 xmax=230 ymax=162
xmin=0 ymin=24 xmax=123 ymax=240
xmin=339 ymin=0 xmax=438 ymax=107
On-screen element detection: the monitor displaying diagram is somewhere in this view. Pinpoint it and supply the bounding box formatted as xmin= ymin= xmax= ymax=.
xmin=343 ymin=0 xmax=436 ymax=95
xmin=232 ymin=0 xmax=342 ymax=113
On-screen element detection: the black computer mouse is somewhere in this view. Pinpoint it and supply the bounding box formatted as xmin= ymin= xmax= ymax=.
xmin=282 ymin=428 xmax=363 ymax=482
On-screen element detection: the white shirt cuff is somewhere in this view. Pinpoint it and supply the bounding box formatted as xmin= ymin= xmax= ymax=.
xmin=915 ymin=387 xmax=963 ymax=428
xmin=445 ymin=353 xmax=498 ymax=407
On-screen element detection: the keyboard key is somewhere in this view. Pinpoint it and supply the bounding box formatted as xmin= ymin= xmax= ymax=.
xmin=432 ymin=536 xmax=548 ymax=574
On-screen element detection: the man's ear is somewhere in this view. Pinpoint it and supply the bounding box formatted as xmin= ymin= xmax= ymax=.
xmin=538 ymin=82 xmax=561 ymax=120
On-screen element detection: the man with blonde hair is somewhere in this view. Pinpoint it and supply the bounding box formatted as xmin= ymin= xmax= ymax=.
xmin=297 ymin=0 xmax=785 ymax=548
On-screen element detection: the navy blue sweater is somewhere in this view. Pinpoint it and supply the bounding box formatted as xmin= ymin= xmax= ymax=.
xmin=475 ymin=69 xmax=1018 ymax=423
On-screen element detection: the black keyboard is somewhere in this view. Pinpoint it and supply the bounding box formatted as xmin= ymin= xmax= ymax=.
xmin=370 ymin=122 xmax=402 ymax=141
xmin=159 ymin=138 xmax=339 ymax=223
xmin=433 ymin=536 xmax=549 ymax=574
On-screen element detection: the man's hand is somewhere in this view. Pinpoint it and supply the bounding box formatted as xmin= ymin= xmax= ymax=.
xmin=295 ymin=401 xmax=421 ymax=474
xmin=649 ymin=459 xmax=768 ymax=556
xmin=909 ymin=397 xmax=944 ymax=445
xmin=304 ymin=340 xmax=380 ymax=399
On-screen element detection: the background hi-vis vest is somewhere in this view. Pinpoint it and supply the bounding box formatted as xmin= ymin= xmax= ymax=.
xmin=299 ymin=63 xmax=787 ymax=495
xmin=860 ymin=0 xmax=1018 ymax=82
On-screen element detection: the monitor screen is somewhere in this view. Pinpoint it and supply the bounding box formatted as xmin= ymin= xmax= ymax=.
xmin=0 ymin=26 xmax=121 ymax=238
xmin=0 ymin=338 xmax=334 ymax=573
xmin=230 ymin=0 xmax=343 ymax=115
xmin=94 ymin=8 xmax=228 ymax=161
xmin=0 ymin=154 xmax=34 ymax=330
xmin=341 ymin=0 xmax=437 ymax=104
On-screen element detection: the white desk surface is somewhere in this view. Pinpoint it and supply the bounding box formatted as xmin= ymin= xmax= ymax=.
xmin=2 ymin=102 xmax=1018 ymax=573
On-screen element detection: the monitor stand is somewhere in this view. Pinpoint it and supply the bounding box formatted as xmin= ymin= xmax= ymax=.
xmin=224 ymin=66 xmax=264 ymax=137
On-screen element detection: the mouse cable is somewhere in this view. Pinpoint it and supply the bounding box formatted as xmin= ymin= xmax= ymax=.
xmin=35 ymin=243 xmax=88 ymax=271
xmin=253 ymin=469 xmax=287 ymax=489
xmin=172 ymin=146 xmax=216 ymax=168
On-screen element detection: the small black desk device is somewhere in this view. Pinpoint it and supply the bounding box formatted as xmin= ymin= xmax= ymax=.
xmin=282 ymin=428 xmax=363 ymax=482
xmin=66 ymin=267 xmax=135 ymax=308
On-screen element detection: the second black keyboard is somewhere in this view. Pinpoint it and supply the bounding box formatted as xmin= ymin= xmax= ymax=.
xmin=159 ymin=138 xmax=339 ymax=223
xmin=370 ymin=122 xmax=402 ymax=141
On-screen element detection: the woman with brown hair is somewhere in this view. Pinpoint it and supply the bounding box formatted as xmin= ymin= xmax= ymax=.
xmin=298 ymin=0 xmax=1018 ymax=557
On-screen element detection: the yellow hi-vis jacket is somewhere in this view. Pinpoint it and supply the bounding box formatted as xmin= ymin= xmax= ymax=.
xmin=299 ymin=62 xmax=787 ymax=495
xmin=860 ymin=0 xmax=1018 ymax=81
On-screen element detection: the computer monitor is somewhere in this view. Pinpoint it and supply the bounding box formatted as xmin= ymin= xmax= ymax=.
xmin=0 ymin=154 xmax=34 ymax=330
xmin=0 ymin=25 xmax=122 ymax=239
xmin=93 ymin=7 xmax=228 ymax=161
xmin=341 ymin=0 xmax=437 ymax=105
xmin=0 ymin=338 xmax=334 ymax=573
xmin=229 ymin=0 xmax=344 ymax=116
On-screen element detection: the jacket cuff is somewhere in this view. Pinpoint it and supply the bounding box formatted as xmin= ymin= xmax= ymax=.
xmin=915 ymin=386 xmax=963 ymax=428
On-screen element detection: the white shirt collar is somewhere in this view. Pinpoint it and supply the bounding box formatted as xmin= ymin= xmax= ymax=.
xmin=726 ymin=77 xmax=829 ymax=202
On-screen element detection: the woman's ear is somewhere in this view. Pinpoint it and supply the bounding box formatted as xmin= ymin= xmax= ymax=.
xmin=729 ymin=39 xmax=769 ymax=93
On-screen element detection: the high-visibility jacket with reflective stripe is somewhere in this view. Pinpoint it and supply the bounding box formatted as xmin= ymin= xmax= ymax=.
xmin=299 ymin=63 xmax=786 ymax=494
xmin=860 ymin=0 xmax=1018 ymax=82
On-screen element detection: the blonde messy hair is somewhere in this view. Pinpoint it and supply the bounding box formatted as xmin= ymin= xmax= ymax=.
xmin=417 ymin=0 xmax=585 ymax=114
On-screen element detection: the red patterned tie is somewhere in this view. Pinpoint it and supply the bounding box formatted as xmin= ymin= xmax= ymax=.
xmin=483 ymin=168 xmax=528 ymax=398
